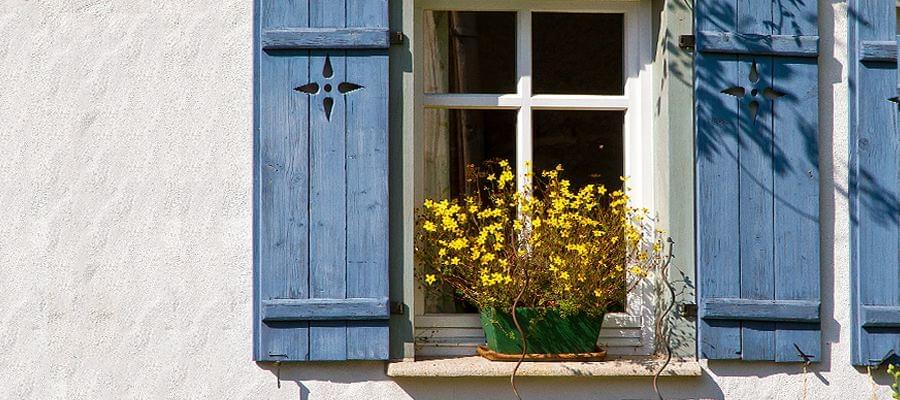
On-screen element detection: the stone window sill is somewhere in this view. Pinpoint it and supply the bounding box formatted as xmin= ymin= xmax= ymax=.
xmin=387 ymin=356 xmax=702 ymax=378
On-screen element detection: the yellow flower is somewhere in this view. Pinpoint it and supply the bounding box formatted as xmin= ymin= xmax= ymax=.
xmin=594 ymin=289 xmax=603 ymax=297
xmin=425 ymin=274 xmax=437 ymax=285
xmin=498 ymin=169 xmax=514 ymax=189
xmin=423 ymin=221 xmax=437 ymax=232
xmin=450 ymin=257 xmax=460 ymax=266
xmin=442 ymin=216 xmax=458 ymax=230
xmin=448 ymin=238 xmax=468 ymax=250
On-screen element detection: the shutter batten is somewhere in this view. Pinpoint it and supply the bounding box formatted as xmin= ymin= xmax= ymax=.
xmin=261 ymin=28 xmax=392 ymax=50
xmin=848 ymin=0 xmax=900 ymax=367
xmin=695 ymin=0 xmax=821 ymax=363
xmin=254 ymin=0 xmax=390 ymax=362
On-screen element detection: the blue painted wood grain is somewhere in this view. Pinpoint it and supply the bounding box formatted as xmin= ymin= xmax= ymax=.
xmin=262 ymin=28 xmax=391 ymax=50
xmin=848 ymin=0 xmax=900 ymax=367
xmin=697 ymin=0 xmax=821 ymax=363
xmin=308 ymin=0 xmax=349 ymax=362
xmin=256 ymin=0 xmax=311 ymax=362
xmin=860 ymin=41 xmax=897 ymax=63
xmin=701 ymin=299 xmax=820 ymax=323
xmin=696 ymin=0 xmax=741 ymax=361
xmin=345 ymin=0 xmax=390 ymax=361
xmin=263 ymin=298 xmax=390 ymax=321
xmin=696 ymin=31 xmax=818 ymax=58
xmin=860 ymin=306 xmax=900 ymax=328
xmin=254 ymin=0 xmax=390 ymax=362
xmin=773 ymin=56 xmax=821 ymax=362
xmin=737 ymin=1 xmax=776 ymax=361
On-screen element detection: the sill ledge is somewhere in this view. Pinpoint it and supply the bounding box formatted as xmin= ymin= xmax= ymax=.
xmin=387 ymin=356 xmax=702 ymax=378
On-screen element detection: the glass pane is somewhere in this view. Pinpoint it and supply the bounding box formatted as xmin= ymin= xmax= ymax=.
xmin=423 ymin=11 xmax=517 ymax=94
xmin=534 ymin=110 xmax=627 ymax=312
xmin=533 ymin=13 xmax=624 ymax=95
xmin=532 ymin=110 xmax=624 ymax=192
xmin=423 ymin=109 xmax=517 ymax=313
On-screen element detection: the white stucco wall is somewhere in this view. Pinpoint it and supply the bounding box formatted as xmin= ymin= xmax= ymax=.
xmin=0 ymin=1 xmax=894 ymax=399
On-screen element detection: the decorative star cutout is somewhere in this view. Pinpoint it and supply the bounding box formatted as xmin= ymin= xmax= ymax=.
xmin=294 ymin=55 xmax=365 ymax=121
xmin=720 ymin=60 xmax=786 ymax=122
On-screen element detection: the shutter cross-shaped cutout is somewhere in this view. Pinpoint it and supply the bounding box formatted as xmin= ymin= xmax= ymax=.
xmin=720 ymin=61 xmax=786 ymax=122
xmin=294 ymin=55 xmax=365 ymax=121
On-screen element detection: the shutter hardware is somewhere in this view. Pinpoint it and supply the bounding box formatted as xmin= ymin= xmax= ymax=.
xmin=680 ymin=303 xmax=698 ymax=319
xmin=794 ymin=344 xmax=814 ymax=365
xmin=390 ymin=31 xmax=405 ymax=45
xmin=390 ymin=301 xmax=405 ymax=315
xmin=678 ymin=34 xmax=695 ymax=50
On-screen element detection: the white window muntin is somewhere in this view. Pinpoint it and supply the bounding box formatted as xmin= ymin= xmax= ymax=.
xmin=412 ymin=0 xmax=655 ymax=357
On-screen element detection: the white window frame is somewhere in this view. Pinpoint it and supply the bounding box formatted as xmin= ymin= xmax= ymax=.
xmin=411 ymin=0 xmax=655 ymax=358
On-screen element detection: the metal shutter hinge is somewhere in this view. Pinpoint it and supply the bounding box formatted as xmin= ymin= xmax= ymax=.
xmin=680 ymin=303 xmax=698 ymax=319
xmin=390 ymin=301 xmax=406 ymax=315
xmin=390 ymin=31 xmax=405 ymax=46
xmin=679 ymin=34 xmax=695 ymax=50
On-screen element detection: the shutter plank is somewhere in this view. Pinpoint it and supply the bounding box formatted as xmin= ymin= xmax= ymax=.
xmin=696 ymin=0 xmax=741 ymax=361
xmin=848 ymin=0 xmax=900 ymax=367
xmin=308 ymin=0 xmax=349 ymax=361
xmin=346 ymin=0 xmax=390 ymax=361
xmin=737 ymin=1 xmax=777 ymax=361
xmin=696 ymin=50 xmax=742 ymax=360
xmin=738 ymin=57 xmax=776 ymax=362
xmin=257 ymin=0 xmax=311 ymax=361
xmin=773 ymin=56 xmax=820 ymax=362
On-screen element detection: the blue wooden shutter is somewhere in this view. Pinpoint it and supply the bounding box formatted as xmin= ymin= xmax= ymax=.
xmin=848 ymin=0 xmax=900 ymax=367
xmin=695 ymin=0 xmax=821 ymax=362
xmin=253 ymin=0 xmax=390 ymax=361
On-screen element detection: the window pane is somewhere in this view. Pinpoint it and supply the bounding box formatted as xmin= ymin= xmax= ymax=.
xmin=423 ymin=11 xmax=517 ymax=94
xmin=423 ymin=109 xmax=517 ymax=313
xmin=534 ymin=110 xmax=627 ymax=313
xmin=533 ymin=110 xmax=624 ymax=192
xmin=533 ymin=13 xmax=624 ymax=95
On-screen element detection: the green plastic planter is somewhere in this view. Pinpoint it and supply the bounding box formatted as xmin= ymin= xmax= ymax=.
xmin=479 ymin=307 xmax=604 ymax=354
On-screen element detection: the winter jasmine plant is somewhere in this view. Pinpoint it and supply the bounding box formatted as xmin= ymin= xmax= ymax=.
xmin=414 ymin=160 xmax=665 ymax=319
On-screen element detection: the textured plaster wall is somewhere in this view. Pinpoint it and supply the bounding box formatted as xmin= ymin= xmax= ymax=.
xmin=0 ymin=1 xmax=893 ymax=399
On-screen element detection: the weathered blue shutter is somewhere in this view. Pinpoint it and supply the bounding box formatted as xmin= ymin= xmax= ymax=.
xmin=695 ymin=0 xmax=821 ymax=362
xmin=253 ymin=0 xmax=390 ymax=361
xmin=848 ymin=0 xmax=900 ymax=367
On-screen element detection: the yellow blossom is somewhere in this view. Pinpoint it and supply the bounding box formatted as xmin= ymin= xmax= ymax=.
xmin=423 ymin=221 xmax=437 ymax=232
xmin=425 ymin=274 xmax=437 ymax=285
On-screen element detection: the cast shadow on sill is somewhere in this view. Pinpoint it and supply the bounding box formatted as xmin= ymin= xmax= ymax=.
xmin=257 ymin=359 xmax=725 ymax=400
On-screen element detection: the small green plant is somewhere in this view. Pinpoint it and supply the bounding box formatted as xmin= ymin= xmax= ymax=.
xmin=889 ymin=364 xmax=900 ymax=400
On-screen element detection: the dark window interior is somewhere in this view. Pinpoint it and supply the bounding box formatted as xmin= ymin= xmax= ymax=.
xmin=533 ymin=110 xmax=625 ymax=192
xmin=533 ymin=13 xmax=624 ymax=95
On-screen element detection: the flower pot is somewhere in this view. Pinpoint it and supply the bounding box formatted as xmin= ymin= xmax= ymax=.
xmin=479 ymin=307 xmax=604 ymax=354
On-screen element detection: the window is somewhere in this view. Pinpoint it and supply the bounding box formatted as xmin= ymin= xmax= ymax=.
xmin=412 ymin=0 xmax=654 ymax=358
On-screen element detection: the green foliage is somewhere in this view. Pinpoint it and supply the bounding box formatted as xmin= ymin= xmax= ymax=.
xmin=889 ymin=364 xmax=900 ymax=400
